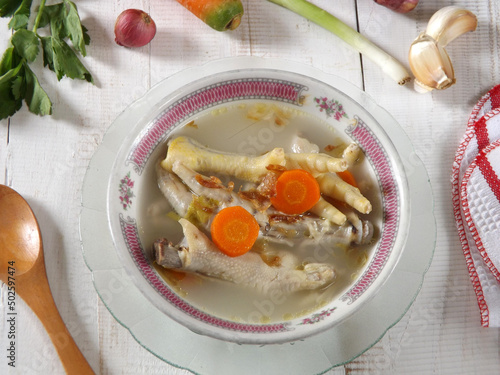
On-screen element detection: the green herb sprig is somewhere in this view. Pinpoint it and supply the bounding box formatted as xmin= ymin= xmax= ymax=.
xmin=0 ymin=0 xmax=93 ymax=120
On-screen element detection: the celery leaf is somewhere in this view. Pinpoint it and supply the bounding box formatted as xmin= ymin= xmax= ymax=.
xmin=8 ymin=0 xmax=33 ymax=30
xmin=11 ymin=29 xmax=39 ymax=62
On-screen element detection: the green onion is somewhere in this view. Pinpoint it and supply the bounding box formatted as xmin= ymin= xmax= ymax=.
xmin=267 ymin=0 xmax=411 ymax=85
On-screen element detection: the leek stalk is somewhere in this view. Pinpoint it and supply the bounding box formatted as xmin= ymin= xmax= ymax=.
xmin=268 ymin=0 xmax=411 ymax=85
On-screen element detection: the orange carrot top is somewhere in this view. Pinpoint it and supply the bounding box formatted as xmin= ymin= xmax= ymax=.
xmin=177 ymin=0 xmax=244 ymax=31
xmin=210 ymin=206 xmax=260 ymax=257
xmin=270 ymin=169 xmax=320 ymax=215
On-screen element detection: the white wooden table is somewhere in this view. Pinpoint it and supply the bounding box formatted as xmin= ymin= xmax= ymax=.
xmin=1 ymin=0 xmax=499 ymax=373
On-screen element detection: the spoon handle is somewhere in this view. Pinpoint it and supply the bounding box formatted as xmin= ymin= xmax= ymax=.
xmin=18 ymin=259 xmax=95 ymax=374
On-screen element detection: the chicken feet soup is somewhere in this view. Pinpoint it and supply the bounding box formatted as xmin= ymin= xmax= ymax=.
xmin=140 ymin=104 xmax=380 ymax=323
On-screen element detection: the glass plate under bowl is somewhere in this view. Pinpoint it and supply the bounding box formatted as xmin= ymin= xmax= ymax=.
xmin=80 ymin=57 xmax=435 ymax=374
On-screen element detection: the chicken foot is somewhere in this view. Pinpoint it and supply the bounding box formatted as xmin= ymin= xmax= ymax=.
xmin=154 ymin=219 xmax=336 ymax=295
xmin=161 ymin=136 xmax=286 ymax=183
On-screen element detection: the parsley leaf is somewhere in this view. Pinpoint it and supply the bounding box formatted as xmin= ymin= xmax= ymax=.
xmin=62 ymin=0 xmax=89 ymax=56
xmin=8 ymin=0 xmax=33 ymax=30
xmin=50 ymin=37 xmax=93 ymax=82
xmin=11 ymin=74 xmax=26 ymax=100
xmin=41 ymin=36 xmax=93 ymax=83
xmin=0 ymin=0 xmax=24 ymax=18
xmin=0 ymin=93 xmax=22 ymax=119
xmin=40 ymin=36 xmax=55 ymax=71
xmin=23 ymin=63 xmax=52 ymax=116
xmin=0 ymin=0 xmax=93 ymax=120
xmin=41 ymin=0 xmax=89 ymax=56
xmin=82 ymin=24 xmax=90 ymax=46
xmin=11 ymin=29 xmax=39 ymax=62
xmin=0 ymin=47 xmax=22 ymax=75
xmin=0 ymin=58 xmax=23 ymax=119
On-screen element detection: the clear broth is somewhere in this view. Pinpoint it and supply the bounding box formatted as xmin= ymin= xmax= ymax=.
xmin=137 ymin=102 xmax=381 ymax=323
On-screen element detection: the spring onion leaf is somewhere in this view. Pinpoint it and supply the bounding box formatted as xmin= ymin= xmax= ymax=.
xmin=267 ymin=0 xmax=411 ymax=85
xmin=0 ymin=0 xmax=93 ymax=120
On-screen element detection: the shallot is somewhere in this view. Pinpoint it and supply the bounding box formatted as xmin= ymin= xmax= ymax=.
xmin=374 ymin=0 xmax=419 ymax=13
xmin=114 ymin=9 xmax=156 ymax=48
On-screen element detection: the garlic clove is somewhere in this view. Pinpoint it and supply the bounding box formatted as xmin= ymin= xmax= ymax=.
xmin=408 ymin=7 xmax=477 ymax=93
xmin=409 ymin=33 xmax=455 ymax=92
xmin=425 ymin=6 xmax=478 ymax=47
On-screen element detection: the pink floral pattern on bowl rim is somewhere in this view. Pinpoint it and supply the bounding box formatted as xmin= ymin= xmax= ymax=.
xmin=118 ymin=172 xmax=135 ymax=210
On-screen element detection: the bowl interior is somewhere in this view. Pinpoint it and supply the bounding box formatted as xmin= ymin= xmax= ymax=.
xmin=107 ymin=68 xmax=410 ymax=344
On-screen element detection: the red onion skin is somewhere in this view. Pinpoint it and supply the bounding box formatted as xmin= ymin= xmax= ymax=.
xmin=114 ymin=9 xmax=156 ymax=48
xmin=374 ymin=0 xmax=419 ymax=13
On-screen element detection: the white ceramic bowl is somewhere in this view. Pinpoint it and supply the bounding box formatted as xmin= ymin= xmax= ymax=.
xmin=105 ymin=58 xmax=411 ymax=345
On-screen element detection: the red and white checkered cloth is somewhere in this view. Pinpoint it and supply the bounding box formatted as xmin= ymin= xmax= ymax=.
xmin=452 ymin=85 xmax=500 ymax=327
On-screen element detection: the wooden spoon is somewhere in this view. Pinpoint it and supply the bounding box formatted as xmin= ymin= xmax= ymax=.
xmin=0 ymin=185 xmax=94 ymax=374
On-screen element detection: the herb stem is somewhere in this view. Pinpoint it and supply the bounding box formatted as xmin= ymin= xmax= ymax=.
xmin=33 ymin=0 xmax=47 ymax=34
xmin=267 ymin=0 xmax=411 ymax=85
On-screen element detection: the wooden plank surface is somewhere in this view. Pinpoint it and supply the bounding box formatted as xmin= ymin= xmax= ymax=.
xmin=1 ymin=0 xmax=499 ymax=374
xmin=351 ymin=1 xmax=500 ymax=374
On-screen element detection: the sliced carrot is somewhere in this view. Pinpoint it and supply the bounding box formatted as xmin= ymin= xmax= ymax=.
xmin=177 ymin=0 xmax=244 ymax=31
xmin=210 ymin=206 xmax=259 ymax=257
xmin=270 ymin=169 xmax=320 ymax=215
xmin=336 ymin=170 xmax=358 ymax=188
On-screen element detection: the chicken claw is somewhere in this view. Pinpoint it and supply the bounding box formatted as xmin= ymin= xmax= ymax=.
xmin=161 ymin=136 xmax=286 ymax=182
xmin=154 ymin=219 xmax=336 ymax=295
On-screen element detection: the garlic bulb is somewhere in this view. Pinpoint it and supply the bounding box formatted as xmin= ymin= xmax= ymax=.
xmin=408 ymin=6 xmax=477 ymax=93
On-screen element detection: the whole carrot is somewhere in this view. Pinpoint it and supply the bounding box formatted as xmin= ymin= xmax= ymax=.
xmin=177 ymin=0 xmax=244 ymax=31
